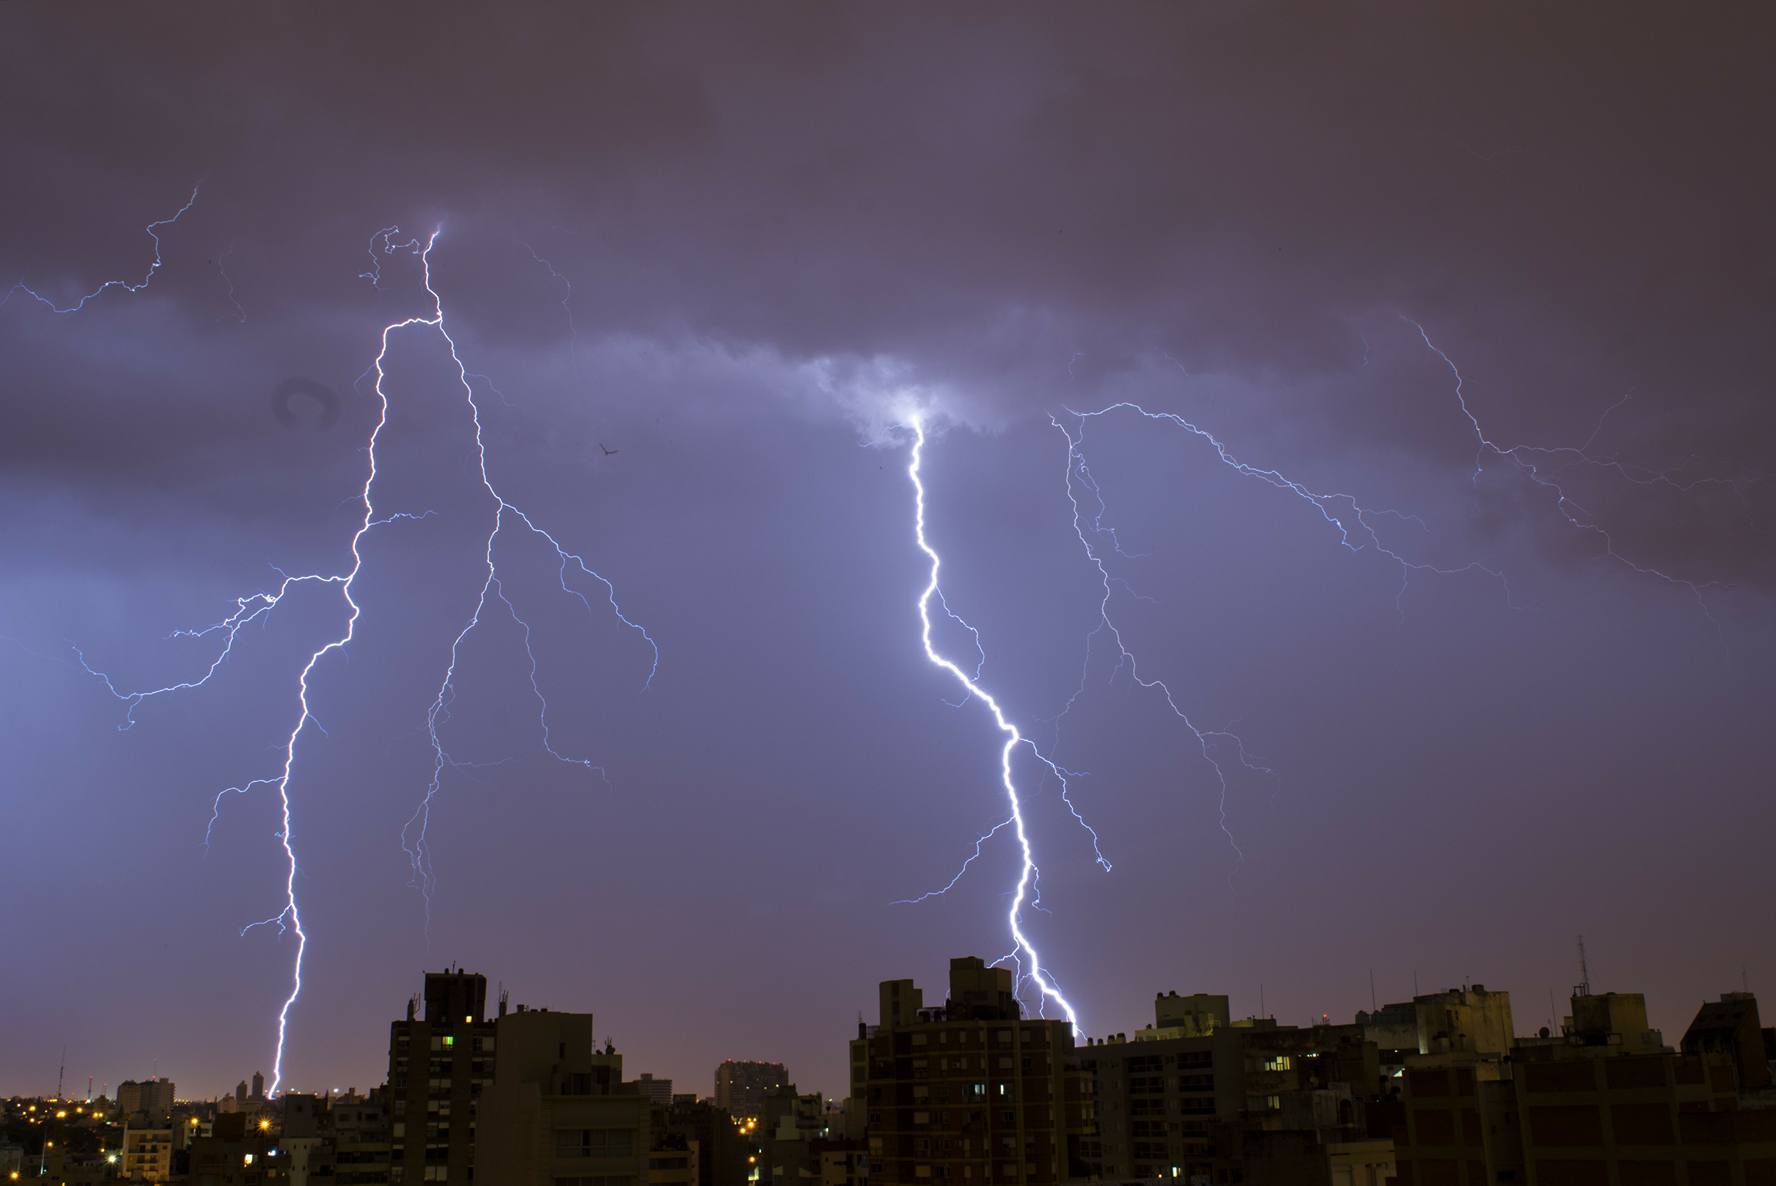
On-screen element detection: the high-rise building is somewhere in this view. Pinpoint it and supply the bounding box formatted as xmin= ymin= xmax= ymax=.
xmin=849 ymin=956 xmax=1094 ymax=1186
xmin=119 ymin=1079 xmax=176 ymax=1125
xmin=635 ymin=1073 xmax=675 ymax=1110
xmin=252 ymin=1071 xmax=266 ymax=1101
xmin=715 ymin=1060 xmax=789 ymax=1120
xmin=388 ymin=968 xmax=499 ymax=1185
xmin=476 ymin=1005 xmax=650 ymax=1186
xmin=1078 ymin=996 xmax=1392 ymax=1184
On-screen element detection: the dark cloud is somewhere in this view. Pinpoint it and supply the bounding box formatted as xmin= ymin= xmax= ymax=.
xmin=1 ymin=2 xmax=1770 ymax=1100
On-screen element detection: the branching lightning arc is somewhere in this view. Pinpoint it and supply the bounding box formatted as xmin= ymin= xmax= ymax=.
xmin=23 ymin=190 xmax=1734 ymax=1059
xmin=899 ymin=326 xmax=1732 ymax=1031
xmin=902 ymin=416 xmax=1092 ymax=1032
xmin=1401 ymin=316 xmax=1735 ymax=608
xmin=32 ymin=194 xmax=657 ymax=1094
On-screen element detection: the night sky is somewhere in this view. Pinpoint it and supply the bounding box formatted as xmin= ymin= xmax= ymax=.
xmin=2 ymin=4 xmax=1771 ymax=1102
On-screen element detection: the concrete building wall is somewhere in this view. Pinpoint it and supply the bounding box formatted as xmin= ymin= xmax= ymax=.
xmin=478 ymin=1007 xmax=651 ymax=1186
xmin=1415 ymin=987 xmax=1514 ymax=1057
xmin=122 ymin=1125 xmax=175 ymax=1183
xmin=1152 ymin=993 xmax=1230 ymax=1038
xmin=852 ymin=958 xmax=1094 ymax=1186
xmin=387 ymin=970 xmax=498 ymax=1186
xmin=715 ymin=1061 xmax=790 ymax=1120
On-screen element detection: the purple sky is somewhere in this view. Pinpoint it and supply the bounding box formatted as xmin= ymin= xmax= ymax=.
xmin=2 ymin=4 xmax=1771 ymax=1102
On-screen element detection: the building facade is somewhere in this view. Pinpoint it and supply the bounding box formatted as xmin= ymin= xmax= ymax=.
xmin=849 ymin=956 xmax=1093 ymax=1186
xmin=119 ymin=1079 xmax=177 ymax=1126
xmin=476 ymin=1006 xmax=650 ymax=1186
xmin=1396 ymin=989 xmax=1776 ymax=1185
xmin=388 ymin=968 xmax=499 ymax=1184
xmin=122 ymin=1123 xmax=175 ymax=1182
xmin=1077 ymin=1003 xmax=1391 ymax=1185
xmin=716 ymin=1061 xmax=790 ymax=1121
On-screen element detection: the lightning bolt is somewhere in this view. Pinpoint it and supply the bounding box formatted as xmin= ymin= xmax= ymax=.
xmin=52 ymin=202 xmax=656 ymax=1093
xmin=4 ymin=185 xmax=201 ymax=313
xmin=1043 ymin=393 xmax=1528 ymax=872
xmin=1402 ymin=316 xmax=1736 ymax=607
xmin=212 ymin=244 xmax=247 ymax=323
xmin=1050 ymin=414 xmax=1276 ymax=865
xmin=520 ymin=238 xmax=579 ymax=361
xmin=76 ymin=272 xmax=416 ymax=1097
xmin=1064 ymin=402 xmax=1513 ymax=611
xmin=392 ymin=227 xmax=659 ymax=921
xmin=901 ymin=415 xmax=1094 ymax=1033
xmin=1047 ymin=322 xmax=1744 ymax=873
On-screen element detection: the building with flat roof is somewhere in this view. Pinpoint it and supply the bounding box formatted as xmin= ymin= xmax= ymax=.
xmin=635 ymin=1073 xmax=674 ymax=1111
xmin=1396 ymin=988 xmax=1776 ymax=1185
xmin=477 ymin=1005 xmax=650 ymax=1186
xmin=388 ymin=968 xmax=498 ymax=1185
xmin=119 ymin=1079 xmax=176 ymax=1126
xmin=849 ymin=956 xmax=1093 ymax=1186
xmin=122 ymin=1123 xmax=175 ymax=1182
xmin=1682 ymin=991 xmax=1774 ymax=1091
xmin=715 ymin=1060 xmax=789 ymax=1120
xmin=1078 ymin=992 xmax=1393 ymax=1185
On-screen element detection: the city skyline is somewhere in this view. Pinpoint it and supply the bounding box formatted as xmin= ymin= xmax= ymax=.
xmin=3 ymin=953 xmax=1764 ymax=1107
xmin=8 ymin=957 xmax=1774 ymax=1185
xmin=2 ymin=2 xmax=1771 ymax=1115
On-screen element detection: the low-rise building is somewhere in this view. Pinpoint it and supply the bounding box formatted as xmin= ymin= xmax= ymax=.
xmin=1396 ymin=988 xmax=1776 ymax=1185
xmin=122 ymin=1123 xmax=175 ymax=1182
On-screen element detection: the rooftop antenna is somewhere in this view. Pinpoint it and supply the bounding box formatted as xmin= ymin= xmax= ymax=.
xmin=57 ymin=1046 xmax=65 ymax=1099
xmin=1259 ymin=984 xmax=1266 ymax=1019
xmin=1575 ymin=934 xmax=1591 ymax=997
xmin=1369 ymin=969 xmax=1377 ymax=1013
